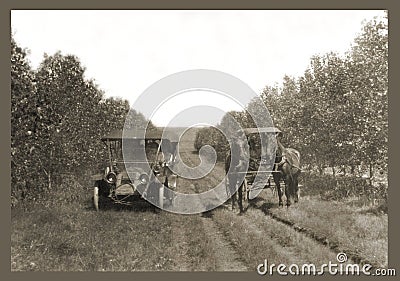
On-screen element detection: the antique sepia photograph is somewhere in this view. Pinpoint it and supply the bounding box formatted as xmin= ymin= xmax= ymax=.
xmin=10 ymin=10 xmax=390 ymax=274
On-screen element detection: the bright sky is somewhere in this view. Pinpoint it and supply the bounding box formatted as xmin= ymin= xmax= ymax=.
xmin=11 ymin=10 xmax=385 ymax=126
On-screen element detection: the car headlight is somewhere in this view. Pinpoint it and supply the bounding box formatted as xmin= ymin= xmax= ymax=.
xmin=139 ymin=173 xmax=149 ymax=184
xmin=106 ymin=171 xmax=117 ymax=184
xmin=152 ymin=163 xmax=161 ymax=174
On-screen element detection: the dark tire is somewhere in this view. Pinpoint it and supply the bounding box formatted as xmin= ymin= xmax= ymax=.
xmin=165 ymin=176 xmax=177 ymax=207
xmin=93 ymin=186 xmax=99 ymax=211
xmin=238 ymin=179 xmax=248 ymax=213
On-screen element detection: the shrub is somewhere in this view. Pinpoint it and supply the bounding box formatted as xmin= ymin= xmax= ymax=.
xmin=301 ymin=172 xmax=387 ymax=206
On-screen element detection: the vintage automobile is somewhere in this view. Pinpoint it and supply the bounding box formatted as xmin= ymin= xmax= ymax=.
xmin=92 ymin=128 xmax=179 ymax=211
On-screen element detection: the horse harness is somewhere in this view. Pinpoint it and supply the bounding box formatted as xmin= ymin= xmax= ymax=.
xmin=274 ymin=151 xmax=301 ymax=173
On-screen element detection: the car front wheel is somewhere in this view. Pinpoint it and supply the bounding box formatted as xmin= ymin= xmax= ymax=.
xmin=93 ymin=186 xmax=99 ymax=211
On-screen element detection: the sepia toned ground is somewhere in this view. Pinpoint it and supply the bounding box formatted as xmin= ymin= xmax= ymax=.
xmin=11 ymin=128 xmax=388 ymax=271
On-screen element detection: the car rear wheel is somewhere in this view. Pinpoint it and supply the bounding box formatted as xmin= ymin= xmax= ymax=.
xmin=93 ymin=186 xmax=99 ymax=211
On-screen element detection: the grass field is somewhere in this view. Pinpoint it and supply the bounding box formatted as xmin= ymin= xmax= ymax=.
xmin=11 ymin=192 xmax=220 ymax=271
xmin=11 ymin=128 xmax=389 ymax=271
xmin=260 ymin=195 xmax=388 ymax=268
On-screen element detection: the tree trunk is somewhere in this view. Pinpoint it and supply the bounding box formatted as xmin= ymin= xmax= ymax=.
xmin=350 ymin=165 xmax=355 ymax=175
xmin=369 ymin=163 xmax=373 ymax=186
xmin=42 ymin=167 xmax=52 ymax=191
xmin=318 ymin=165 xmax=323 ymax=175
xmin=48 ymin=171 xmax=52 ymax=191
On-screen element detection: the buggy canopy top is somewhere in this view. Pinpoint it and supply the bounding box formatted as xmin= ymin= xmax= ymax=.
xmin=101 ymin=128 xmax=180 ymax=142
xmin=242 ymin=127 xmax=281 ymax=135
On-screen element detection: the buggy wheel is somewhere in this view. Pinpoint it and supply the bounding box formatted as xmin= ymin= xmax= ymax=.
xmin=238 ymin=178 xmax=248 ymax=213
xmin=243 ymin=179 xmax=249 ymax=201
xmin=93 ymin=186 xmax=99 ymax=211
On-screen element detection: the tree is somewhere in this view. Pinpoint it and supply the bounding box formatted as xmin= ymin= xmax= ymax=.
xmin=33 ymin=53 xmax=104 ymax=188
xmin=347 ymin=14 xmax=388 ymax=181
xmin=11 ymin=48 xmax=150 ymax=201
xmin=297 ymin=54 xmax=355 ymax=173
xmin=11 ymin=37 xmax=38 ymax=198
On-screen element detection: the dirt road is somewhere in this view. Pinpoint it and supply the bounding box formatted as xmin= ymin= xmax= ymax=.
xmin=172 ymin=136 xmax=351 ymax=272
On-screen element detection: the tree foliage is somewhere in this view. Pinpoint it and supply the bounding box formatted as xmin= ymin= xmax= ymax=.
xmin=11 ymin=38 xmax=38 ymax=198
xmin=11 ymin=41 xmax=149 ymax=202
xmin=195 ymin=15 xmax=388 ymax=184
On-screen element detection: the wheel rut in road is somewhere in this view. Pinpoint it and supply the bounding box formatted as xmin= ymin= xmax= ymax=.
xmin=177 ymin=144 xmax=359 ymax=270
xmin=177 ymin=148 xmax=248 ymax=271
xmin=200 ymin=215 xmax=248 ymax=271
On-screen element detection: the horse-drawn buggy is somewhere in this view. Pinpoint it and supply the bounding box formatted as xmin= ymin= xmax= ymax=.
xmin=225 ymin=127 xmax=301 ymax=213
xmin=91 ymin=128 xmax=179 ymax=211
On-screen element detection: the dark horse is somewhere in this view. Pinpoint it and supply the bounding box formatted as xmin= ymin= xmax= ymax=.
xmin=274 ymin=136 xmax=301 ymax=207
xmin=225 ymin=133 xmax=301 ymax=211
xmin=224 ymin=137 xmax=249 ymax=213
